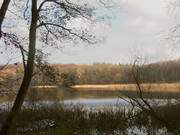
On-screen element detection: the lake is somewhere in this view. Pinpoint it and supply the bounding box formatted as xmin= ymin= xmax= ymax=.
xmin=0 ymin=87 xmax=179 ymax=134
xmin=0 ymin=87 xmax=179 ymax=110
xmin=0 ymin=87 xmax=130 ymax=110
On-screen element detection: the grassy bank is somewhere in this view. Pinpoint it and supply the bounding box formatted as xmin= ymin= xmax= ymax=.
xmin=72 ymin=83 xmax=180 ymax=92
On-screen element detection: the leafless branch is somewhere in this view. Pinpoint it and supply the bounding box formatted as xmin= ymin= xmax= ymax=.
xmin=23 ymin=0 xmax=30 ymax=20
xmin=37 ymin=22 xmax=96 ymax=44
xmin=38 ymin=0 xmax=92 ymax=20
xmin=0 ymin=60 xmax=10 ymax=70
xmin=2 ymin=33 xmax=27 ymax=69
xmin=128 ymin=58 xmax=174 ymax=130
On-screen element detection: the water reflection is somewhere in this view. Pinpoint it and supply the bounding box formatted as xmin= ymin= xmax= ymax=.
xmin=28 ymin=87 xmax=180 ymax=101
xmin=1 ymin=87 xmax=180 ymax=109
xmin=63 ymin=98 xmax=129 ymax=107
xmin=28 ymin=87 xmax=123 ymax=101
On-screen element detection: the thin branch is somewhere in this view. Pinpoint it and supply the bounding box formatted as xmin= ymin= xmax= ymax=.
xmin=23 ymin=0 xmax=30 ymax=20
xmin=0 ymin=60 xmax=10 ymax=70
xmin=37 ymin=0 xmax=51 ymax=13
xmin=37 ymin=22 xmax=96 ymax=44
xmin=37 ymin=0 xmax=91 ymax=20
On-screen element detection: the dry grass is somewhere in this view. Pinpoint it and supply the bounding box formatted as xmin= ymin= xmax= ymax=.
xmin=32 ymin=86 xmax=58 ymax=89
xmin=72 ymin=83 xmax=180 ymax=92
xmin=1 ymin=102 xmax=179 ymax=135
xmin=0 ymin=104 xmax=130 ymax=135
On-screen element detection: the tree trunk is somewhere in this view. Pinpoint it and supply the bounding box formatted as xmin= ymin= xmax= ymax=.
xmin=0 ymin=0 xmax=37 ymax=135
xmin=0 ymin=0 xmax=11 ymax=37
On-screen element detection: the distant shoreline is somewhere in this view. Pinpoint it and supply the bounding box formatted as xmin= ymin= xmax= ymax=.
xmin=33 ymin=83 xmax=180 ymax=92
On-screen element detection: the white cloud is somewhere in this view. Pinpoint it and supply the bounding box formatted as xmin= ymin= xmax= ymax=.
xmin=48 ymin=0 xmax=179 ymax=64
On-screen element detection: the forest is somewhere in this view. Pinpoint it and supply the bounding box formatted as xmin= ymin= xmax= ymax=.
xmin=1 ymin=59 xmax=180 ymax=87
xmin=35 ymin=59 xmax=180 ymax=85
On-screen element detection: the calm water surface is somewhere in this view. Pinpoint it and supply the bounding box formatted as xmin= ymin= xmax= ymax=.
xmin=0 ymin=87 xmax=178 ymax=109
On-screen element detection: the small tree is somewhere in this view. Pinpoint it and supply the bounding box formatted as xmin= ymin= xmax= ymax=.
xmin=60 ymin=71 xmax=77 ymax=87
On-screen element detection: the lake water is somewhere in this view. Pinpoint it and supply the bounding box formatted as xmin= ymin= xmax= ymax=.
xmin=0 ymin=87 xmax=178 ymax=110
xmin=0 ymin=88 xmax=130 ymax=110
xmin=0 ymin=88 xmax=177 ymax=134
xmin=28 ymin=87 xmax=141 ymax=109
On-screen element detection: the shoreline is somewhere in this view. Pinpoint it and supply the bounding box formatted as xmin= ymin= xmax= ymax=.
xmin=72 ymin=83 xmax=180 ymax=92
xmin=32 ymin=83 xmax=180 ymax=93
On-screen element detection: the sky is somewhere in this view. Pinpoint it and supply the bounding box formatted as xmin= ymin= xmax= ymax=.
xmin=1 ymin=0 xmax=180 ymax=64
xmin=48 ymin=0 xmax=180 ymax=64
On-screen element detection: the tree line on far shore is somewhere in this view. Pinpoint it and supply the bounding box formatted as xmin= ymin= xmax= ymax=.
xmin=1 ymin=59 xmax=180 ymax=87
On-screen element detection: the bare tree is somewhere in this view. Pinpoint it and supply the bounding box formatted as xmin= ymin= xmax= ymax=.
xmin=0 ymin=0 xmax=105 ymax=134
xmin=125 ymin=58 xmax=179 ymax=133
xmin=0 ymin=1 xmax=37 ymax=134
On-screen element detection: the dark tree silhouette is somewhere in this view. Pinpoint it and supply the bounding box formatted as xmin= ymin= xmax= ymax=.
xmin=0 ymin=0 xmax=100 ymax=135
xmin=0 ymin=0 xmax=11 ymax=38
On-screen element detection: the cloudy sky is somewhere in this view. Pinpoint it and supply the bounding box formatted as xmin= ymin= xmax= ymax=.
xmin=1 ymin=0 xmax=180 ymax=64
xmin=47 ymin=0 xmax=180 ymax=64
